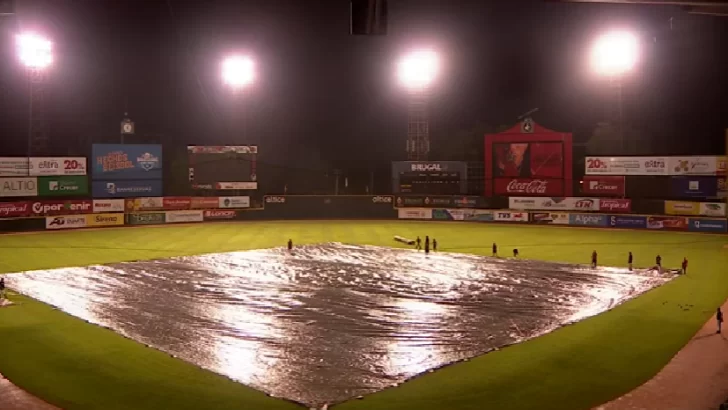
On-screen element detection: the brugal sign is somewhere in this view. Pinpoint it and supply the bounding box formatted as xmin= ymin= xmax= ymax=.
xmin=391 ymin=161 xmax=468 ymax=194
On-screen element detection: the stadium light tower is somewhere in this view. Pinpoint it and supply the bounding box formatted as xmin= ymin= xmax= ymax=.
xmin=398 ymin=49 xmax=439 ymax=161
xmin=591 ymin=31 xmax=639 ymax=152
xmin=17 ymin=32 xmax=53 ymax=156
xmin=222 ymin=55 xmax=255 ymax=142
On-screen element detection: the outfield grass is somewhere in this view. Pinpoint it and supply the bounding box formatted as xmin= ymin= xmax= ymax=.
xmin=1 ymin=221 xmax=726 ymax=410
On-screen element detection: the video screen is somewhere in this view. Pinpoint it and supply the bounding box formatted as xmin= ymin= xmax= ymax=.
xmin=188 ymin=146 xmax=257 ymax=190
xmin=493 ymin=142 xmax=563 ymax=178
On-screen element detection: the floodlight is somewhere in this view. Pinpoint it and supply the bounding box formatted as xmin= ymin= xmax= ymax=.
xmin=17 ymin=33 xmax=53 ymax=69
xmin=397 ymin=50 xmax=439 ymax=89
xmin=591 ymin=31 xmax=638 ymax=77
xmin=222 ymin=55 xmax=255 ymax=88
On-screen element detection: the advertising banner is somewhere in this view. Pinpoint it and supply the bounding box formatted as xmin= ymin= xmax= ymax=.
xmin=568 ymin=213 xmax=608 ymax=227
xmin=203 ymin=210 xmax=237 ymax=220
xmin=86 ymin=213 xmax=124 ymax=227
xmin=92 ymin=180 xmax=163 ymax=198
xmin=45 ymin=215 xmax=87 ymax=230
xmin=700 ymin=202 xmax=726 ymax=217
xmin=125 ymin=197 xmax=164 ymax=211
xmin=165 ymin=210 xmax=204 ymax=223
xmin=719 ymin=178 xmax=727 ymax=199
xmin=581 ymin=176 xmax=625 ymax=196
xmin=494 ymin=211 xmax=529 ymax=222
xmin=218 ymin=196 xmax=250 ymax=209
xmin=585 ymin=156 xmax=668 ymax=176
xmin=92 ymin=199 xmax=125 ymax=213
xmin=0 ymin=158 xmax=30 ymax=176
xmin=608 ymin=215 xmax=647 ymax=229
xmin=37 ymin=176 xmax=88 ymax=196
xmin=0 ymin=201 xmax=31 ymax=218
xmin=398 ymin=208 xmax=432 ymax=219
xmin=598 ymin=199 xmax=632 ymax=213
xmin=214 ymin=182 xmax=258 ymax=190
xmin=688 ymin=218 xmax=727 ymax=233
xmin=665 ymin=201 xmax=700 ymax=216
xmin=669 ymin=176 xmax=719 ymax=198
xmin=264 ymin=196 xmax=286 ymax=205
xmin=646 ymin=216 xmax=689 ymax=230
xmin=30 ymin=200 xmax=93 ymax=216
xmin=509 ymin=197 xmax=599 ymax=211
xmin=431 ymin=209 xmax=494 ymax=221
xmin=0 ymin=177 xmax=37 ymax=197
xmin=494 ymin=179 xmax=564 ymax=196
xmin=163 ymin=197 xmax=192 ymax=210
xmin=667 ymin=156 xmax=726 ymax=176
xmin=126 ymin=212 xmax=166 ymax=225
xmin=91 ymin=144 xmax=162 ymax=180
xmin=394 ymin=195 xmax=488 ymax=209
xmin=191 ymin=197 xmax=220 ymax=209
xmin=29 ymin=157 xmax=87 ymax=176
xmin=531 ymin=212 xmax=570 ymax=224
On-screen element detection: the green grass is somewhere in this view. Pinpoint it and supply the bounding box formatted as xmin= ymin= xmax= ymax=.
xmin=0 ymin=221 xmax=726 ymax=410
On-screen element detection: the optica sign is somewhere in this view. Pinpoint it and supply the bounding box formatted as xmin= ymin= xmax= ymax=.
xmin=31 ymin=200 xmax=93 ymax=216
xmin=688 ymin=218 xmax=727 ymax=233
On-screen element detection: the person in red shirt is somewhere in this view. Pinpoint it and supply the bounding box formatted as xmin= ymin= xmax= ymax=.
xmin=681 ymin=257 xmax=688 ymax=275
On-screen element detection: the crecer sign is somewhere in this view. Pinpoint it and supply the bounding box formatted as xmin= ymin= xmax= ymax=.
xmin=569 ymin=213 xmax=608 ymax=226
xmin=581 ymin=176 xmax=625 ymax=196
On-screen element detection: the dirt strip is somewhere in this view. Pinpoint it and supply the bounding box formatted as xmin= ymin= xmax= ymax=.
xmin=0 ymin=373 xmax=60 ymax=410
xmin=595 ymin=300 xmax=728 ymax=410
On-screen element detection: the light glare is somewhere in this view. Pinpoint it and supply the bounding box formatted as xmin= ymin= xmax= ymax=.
xmin=397 ymin=50 xmax=439 ymax=89
xmin=222 ymin=55 xmax=255 ymax=88
xmin=17 ymin=33 xmax=53 ymax=69
xmin=591 ymin=31 xmax=638 ymax=77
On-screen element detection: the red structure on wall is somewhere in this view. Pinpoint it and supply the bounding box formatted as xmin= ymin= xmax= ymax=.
xmin=484 ymin=118 xmax=573 ymax=197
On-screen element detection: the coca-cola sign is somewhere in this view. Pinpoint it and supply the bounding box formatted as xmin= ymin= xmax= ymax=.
xmin=599 ymin=199 xmax=632 ymax=213
xmin=582 ymin=176 xmax=625 ymax=196
xmin=495 ymin=178 xmax=564 ymax=196
xmin=0 ymin=201 xmax=30 ymax=217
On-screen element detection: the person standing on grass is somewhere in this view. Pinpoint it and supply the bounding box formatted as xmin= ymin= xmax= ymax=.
xmin=287 ymin=239 xmax=293 ymax=251
xmin=432 ymin=238 xmax=437 ymax=252
xmin=628 ymin=252 xmax=633 ymax=271
xmin=492 ymin=242 xmax=498 ymax=257
xmin=591 ymin=250 xmax=598 ymax=269
xmin=656 ymin=255 xmax=662 ymax=273
xmin=424 ymin=236 xmax=430 ymax=255
xmin=717 ymin=307 xmax=724 ymax=334
xmin=681 ymin=257 xmax=688 ymax=275
xmin=416 ymin=236 xmax=422 ymax=251
xmin=0 ymin=277 xmax=5 ymax=300
xmin=513 ymin=248 xmax=519 ymax=258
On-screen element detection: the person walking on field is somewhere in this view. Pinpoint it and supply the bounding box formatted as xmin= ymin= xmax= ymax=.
xmin=0 ymin=277 xmax=5 ymax=300
xmin=416 ymin=236 xmax=422 ymax=251
xmin=717 ymin=307 xmax=724 ymax=334
xmin=591 ymin=250 xmax=598 ymax=269
xmin=287 ymin=239 xmax=293 ymax=251
xmin=492 ymin=243 xmax=498 ymax=257
xmin=628 ymin=252 xmax=633 ymax=271
xmin=681 ymin=257 xmax=688 ymax=275
xmin=432 ymin=238 xmax=437 ymax=252
xmin=424 ymin=236 xmax=430 ymax=255
xmin=656 ymin=254 xmax=662 ymax=273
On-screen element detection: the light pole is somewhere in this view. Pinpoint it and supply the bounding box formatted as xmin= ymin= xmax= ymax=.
xmin=591 ymin=31 xmax=638 ymax=152
xmin=222 ymin=55 xmax=255 ymax=142
xmin=17 ymin=32 xmax=53 ymax=157
xmin=397 ymin=49 xmax=439 ymax=161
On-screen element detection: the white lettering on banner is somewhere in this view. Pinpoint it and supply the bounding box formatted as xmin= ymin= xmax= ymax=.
xmin=494 ymin=212 xmax=528 ymax=222
xmin=700 ymin=202 xmax=726 ymax=217
xmin=92 ymin=199 xmax=125 ymax=213
xmin=203 ymin=210 xmax=236 ymax=218
xmin=398 ymin=208 xmax=432 ymax=219
xmin=28 ymin=157 xmax=87 ymax=176
xmin=411 ymin=163 xmax=443 ymax=172
xmin=265 ymin=196 xmax=285 ymax=204
xmin=372 ymin=196 xmax=393 ymax=203
xmin=165 ymin=210 xmax=204 ymax=223
xmin=509 ymin=197 xmax=600 ymax=211
xmin=0 ymin=158 xmax=30 ymax=177
xmin=506 ymin=180 xmax=548 ymax=194
xmin=589 ymin=180 xmax=618 ymax=191
xmin=45 ymin=215 xmax=87 ymax=230
xmin=574 ymin=214 xmax=602 ymax=225
xmin=585 ymin=156 xmax=668 ymax=176
xmin=0 ymin=177 xmax=38 ymax=197
xmin=218 ymin=196 xmax=250 ymax=208
xmin=216 ymin=182 xmax=258 ymax=190
xmin=32 ymin=201 xmax=91 ymax=215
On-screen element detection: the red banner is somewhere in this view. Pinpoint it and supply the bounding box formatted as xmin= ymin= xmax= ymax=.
xmin=0 ymin=201 xmax=31 ymax=218
xmin=163 ymin=197 xmax=192 ymax=210
xmin=203 ymin=210 xmax=237 ymax=220
xmin=190 ymin=197 xmax=220 ymax=209
xmin=494 ymin=178 xmax=564 ymax=196
xmin=582 ymin=176 xmax=625 ymax=196
xmin=599 ymin=198 xmax=631 ymax=213
xmin=647 ymin=216 xmax=688 ymax=230
xmin=30 ymin=200 xmax=93 ymax=216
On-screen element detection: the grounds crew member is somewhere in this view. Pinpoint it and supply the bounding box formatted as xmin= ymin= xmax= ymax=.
xmin=717 ymin=307 xmax=724 ymax=334
xmin=628 ymin=252 xmax=633 ymax=271
xmin=591 ymin=251 xmax=598 ymax=269
xmin=492 ymin=243 xmax=498 ymax=257
xmin=416 ymin=236 xmax=422 ymax=251
xmin=656 ymin=255 xmax=662 ymax=273
xmin=513 ymin=248 xmax=519 ymax=258
xmin=424 ymin=236 xmax=430 ymax=254
xmin=287 ymin=239 xmax=293 ymax=251
xmin=432 ymin=238 xmax=437 ymax=252
xmin=0 ymin=277 xmax=5 ymax=300
xmin=681 ymin=257 xmax=688 ymax=275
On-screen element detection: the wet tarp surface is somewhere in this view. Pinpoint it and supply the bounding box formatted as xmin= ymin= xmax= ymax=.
xmin=6 ymin=243 xmax=673 ymax=408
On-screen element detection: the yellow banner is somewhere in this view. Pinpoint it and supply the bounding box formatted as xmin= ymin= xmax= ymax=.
xmin=86 ymin=213 xmax=124 ymax=227
xmin=664 ymin=201 xmax=700 ymax=216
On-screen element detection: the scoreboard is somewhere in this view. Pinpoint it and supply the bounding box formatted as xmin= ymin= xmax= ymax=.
xmin=188 ymin=146 xmax=257 ymax=190
xmin=392 ymin=161 xmax=467 ymax=195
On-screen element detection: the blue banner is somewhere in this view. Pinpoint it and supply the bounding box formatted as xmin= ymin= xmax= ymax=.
xmin=688 ymin=218 xmax=727 ymax=233
xmin=92 ymin=144 xmax=163 ymax=180
xmin=92 ymin=180 xmax=163 ymax=198
xmin=670 ymin=176 xmax=718 ymax=198
xmin=569 ymin=213 xmax=608 ymax=226
xmin=608 ymin=215 xmax=647 ymax=229
xmin=432 ymin=209 xmax=494 ymax=221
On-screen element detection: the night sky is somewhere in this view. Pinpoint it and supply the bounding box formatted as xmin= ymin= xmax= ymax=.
xmin=1 ymin=0 xmax=727 ymax=175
